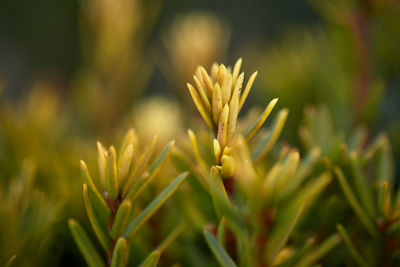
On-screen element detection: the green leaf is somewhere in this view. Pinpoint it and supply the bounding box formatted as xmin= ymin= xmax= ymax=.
xmin=111 ymin=237 xmax=128 ymax=267
xmin=123 ymin=172 xmax=189 ymax=238
xmin=244 ymin=98 xmax=278 ymax=142
xmin=334 ymin=167 xmax=378 ymax=238
xmin=106 ymin=146 xmax=119 ymax=200
xmin=83 ymin=184 xmax=110 ymax=250
xmin=125 ymin=140 xmax=175 ymax=202
xmin=80 ymin=160 xmax=110 ymax=219
xmin=68 ymin=219 xmax=106 ymax=267
xmin=280 ymin=147 xmax=321 ymax=199
xmin=337 ymin=224 xmax=369 ymax=267
xmin=349 ymin=152 xmax=375 ymax=217
xmin=265 ymin=203 xmax=304 ymax=264
xmin=118 ymin=144 xmax=134 ymax=185
xmin=252 ymin=108 xmax=288 ymax=161
xmin=97 ymin=142 xmax=107 ymax=188
xmin=123 ymin=135 xmax=158 ymax=196
xmin=217 ymin=217 xmax=226 ymax=248
xmin=203 ymin=229 xmax=237 ymax=267
xmin=209 ymin=167 xmax=242 ymax=237
xmin=296 ymin=234 xmax=341 ymax=267
xmin=140 ymin=250 xmax=161 ymax=267
xmin=110 ymin=200 xmax=132 ymax=239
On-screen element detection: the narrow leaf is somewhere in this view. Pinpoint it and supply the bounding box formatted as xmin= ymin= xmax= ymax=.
xmin=252 ymin=109 xmax=288 ymax=161
xmin=83 ymin=184 xmax=110 ymax=250
xmin=217 ymin=104 xmax=229 ymax=149
xmin=203 ymin=229 xmax=237 ymax=267
xmin=212 ymin=83 xmax=223 ymax=125
xmin=125 ymin=140 xmax=174 ymax=202
xmin=239 ymin=71 xmax=258 ymax=111
xmin=123 ymin=172 xmax=189 ymax=237
xmin=187 ymin=83 xmax=214 ymax=131
xmin=111 ymin=237 xmax=128 ymax=267
xmin=110 ymin=201 xmax=132 ymax=239
xmin=200 ymin=66 xmax=214 ymax=97
xmin=231 ymin=58 xmax=242 ymax=88
xmin=68 ymin=219 xmax=106 ymax=267
xmin=227 ymin=74 xmax=243 ymax=142
xmin=266 ymin=204 xmax=304 ymax=264
xmin=80 ymin=160 xmax=110 ymax=218
xmin=188 ymin=130 xmax=207 ymax=170
xmin=217 ymin=217 xmax=226 ymax=248
xmin=296 ymin=234 xmax=341 ymax=267
xmin=118 ymin=144 xmax=134 ymax=185
xmin=123 ymin=135 xmax=158 ymax=196
xmin=334 ymin=167 xmax=378 ymax=238
xmin=97 ymin=142 xmax=107 ymax=188
xmin=193 ymin=75 xmax=211 ymax=112
xmin=140 ymin=251 xmax=160 ymax=267
xmin=106 ymin=146 xmax=119 ymax=200
xmin=349 ymin=152 xmax=375 ymax=217
xmin=337 ymin=224 xmax=369 ymax=267
xmin=244 ymin=98 xmax=278 ymax=142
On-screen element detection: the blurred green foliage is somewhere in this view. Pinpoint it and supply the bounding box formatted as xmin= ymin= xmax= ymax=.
xmin=0 ymin=0 xmax=399 ymax=266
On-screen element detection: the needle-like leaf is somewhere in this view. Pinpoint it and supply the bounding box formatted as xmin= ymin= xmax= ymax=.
xmin=123 ymin=172 xmax=189 ymax=238
xmin=111 ymin=237 xmax=128 ymax=267
xmin=337 ymin=224 xmax=369 ymax=267
xmin=83 ymin=184 xmax=110 ymax=250
xmin=203 ymin=229 xmax=237 ymax=267
xmin=68 ymin=219 xmax=106 ymax=267
xmin=140 ymin=251 xmax=161 ymax=267
xmin=244 ymin=98 xmax=278 ymax=142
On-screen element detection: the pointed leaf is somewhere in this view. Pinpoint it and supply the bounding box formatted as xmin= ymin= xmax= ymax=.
xmin=123 ymin=135 xmax=158 ymax=196
xmin=266 ymin=204 xmax=304 ymax=264
xmin=239 ymin=71 xmax=257 ymax=111
xmin=203 ymin=229 xmax=237 ymax=267
xmin=68 ymin=219 xmax=106 ymax=267
xmin=118 ymin=144 xmax=134 ymax=185
xmin=296 ymin=234 xmax=341 ymax=267
xmin=217 ymin=104 xmax=229 ymax=149
xmin=83 ymin=184 xmax=110 ymax=250
xmin=106 ymin=146 xmax=119 ymax=200
xmin=140 ymin=250 xmax=160 ymax=267
xmin=125 ymin=140 xmax=175 ymax=202
xmin=212 ymin=83 xmax=223 ymax=125
xmin=244 ymin=98 xmax=278 ymax=142
xmin=187 ymin=83 xmax=214 ymax=131
xmin=252 ymin=109 xmax=288 ymax=161
xmin=80 ymin=160 xmax=110 ymax=219
xmin=193 ymin=75 xmax=211 ymax=112
xmin=349 ymin=152 xmax=375 ymax=217
xmin=110 ymin=201 xmax=132 ymax=239
xmin=123 ymin=172 xmax=189 ymax=237
xmin=111 ymin=237 xmax=128 ymax=267
xmin=337 ymin=224 xmax=369 ymax=267
xmin=334 ymin=167 xmax=378 ymax=238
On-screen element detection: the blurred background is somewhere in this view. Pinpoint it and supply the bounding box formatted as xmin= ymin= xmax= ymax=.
xmin=0 ymin=0 xmax=399 ymax=266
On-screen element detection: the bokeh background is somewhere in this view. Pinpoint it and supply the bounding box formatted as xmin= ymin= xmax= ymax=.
xmin=0 ymin=0 xmax=399 ymax=266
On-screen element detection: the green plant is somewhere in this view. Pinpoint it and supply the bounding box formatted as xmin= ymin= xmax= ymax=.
xmin=69 ymin=130 xmax=188 ymax=267
xmin=178 ymin=59 xmax=341 ymax=266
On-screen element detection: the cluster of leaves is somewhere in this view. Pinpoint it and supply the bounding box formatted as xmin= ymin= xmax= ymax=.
xmin=69 ymin=130 xmax=188 ymax=267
